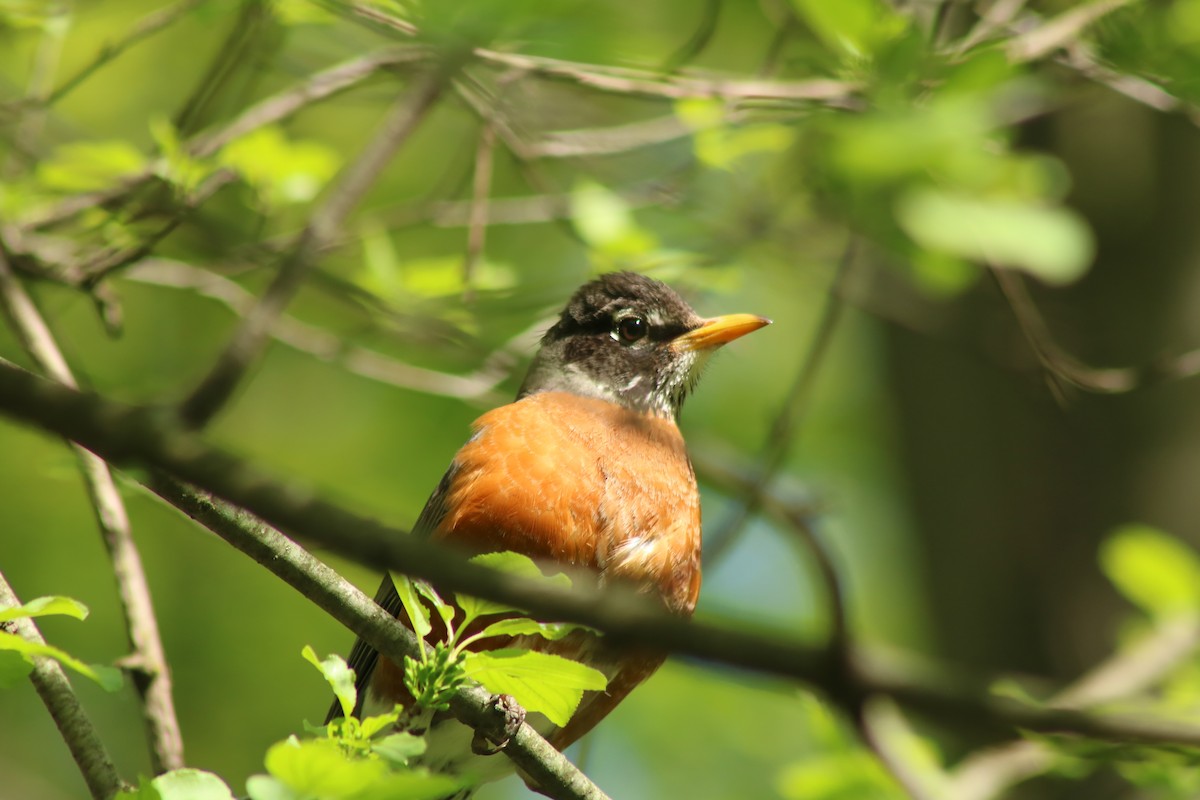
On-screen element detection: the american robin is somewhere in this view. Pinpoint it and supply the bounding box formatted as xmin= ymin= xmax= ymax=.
xmin=328 ymin=271 xmax=769 ymax=793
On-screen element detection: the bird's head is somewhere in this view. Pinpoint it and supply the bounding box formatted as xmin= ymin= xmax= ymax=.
xmin=519 ymin=272 xmax=770 ymax=418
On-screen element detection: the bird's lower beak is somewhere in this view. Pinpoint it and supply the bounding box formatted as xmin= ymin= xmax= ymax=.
xmin=673 ymin=313 xmax=772 ymax=352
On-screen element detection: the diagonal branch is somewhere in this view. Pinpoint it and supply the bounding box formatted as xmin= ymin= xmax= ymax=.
xmin=179 ymin=66 xmax=450 ymax=428
xmin=0 ymin=570 xmax=128 ymax=800
xmin=145 ymin=476 xmax=610 ymax=800
xmin=8 ymin=361 xmax=1200 ymax=751
xmin=0 ymin=247 xmax=184 ymax=772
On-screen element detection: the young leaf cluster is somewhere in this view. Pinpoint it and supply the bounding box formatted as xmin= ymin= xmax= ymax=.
xmin=394 ymin=551 xmax=608 ymax=727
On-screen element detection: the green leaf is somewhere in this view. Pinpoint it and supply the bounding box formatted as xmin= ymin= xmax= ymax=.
xmin=350 ymin=771 xmax=467 ymax=800
xmin=789 ymin=0 xmax=904 ymax=58
xmin=358 ymin=708 xmax=402 ymax=739
xmin=149 ymin=117 xmax=211 ymax=193
xmin=371 ymin=732 xmax=426 ymax=765
xmin=1100 ymin=525 xmax=1200 ymax=617
xmin=461 ymin=648 xmax=607 ymax=727
xmin=36 ymin=140 xmax=147 ymax=193
xmin=271 ymin=0 xmax=339 ymax=25
xmin=149 ymin=770 xmax=237 ymax=800
xmin=0 ymin=595 xmax=89 ymax=622
xmin=390 ymin=573 xmax=432 ymax=641
xmin=896 ymin=188 xmax=1094 ymax=285
xmin=475 ymin=618 xmax=587 ymax=642
xmin=0 ymin=631 xmax=122 ymax=691
xmin=218 ymin=126 xmax=339 ymax=206
xmin=301 ymin=646 xmax=356 ymax=720
xmin=569 ymin=180 xmax=656 ymax=256
xmin=413 ymin=581 xmax=455 ymax=632
xmin=264 ymin=738 xmax=387 ymax=797
xmin=456 ymin=552 xmax=572 ymax=623
xmin=776 ymin=751 xmax=901 ymax=800
xmin=244 ymin=775 xmax=298 ymax=800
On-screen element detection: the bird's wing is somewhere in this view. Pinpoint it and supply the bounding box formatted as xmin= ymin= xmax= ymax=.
xmin=325 ymin=467 xmax=455 ymax=723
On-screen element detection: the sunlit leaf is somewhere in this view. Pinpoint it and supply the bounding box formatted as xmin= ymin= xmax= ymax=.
xmin=789 ymin=0 xmax=905 ymax=58
xmin=36 ymin=140 xmax=147 ymax=193
xmin=462 ymin=648 xmax=607 ymax=726
xmin=570 ymin=180 xmax=656 ymax=256
xmin=371 ymin=732 xmax=426 ymax=766
xmin=413 ymin=582 xmax=455 ymax=631
xmin=0 ymin=595 xmax=88 ymax=622
xmin=218 ymin=126 xmax=340 ymax=206
xmin=896 ymin=188 xmax=1093 ymax=284
xmin=0 ymin=631 xmax=122 ymax=691
xmin=264 ymin=738 xmax=387 ymax=797
xmin=1100 ymin=525 xmax=1200 ymax=617
xmin=456 ymin=552 xmax=572 ymax=623
xmin=148 ymin=769 xmax=237 ymax=800
xmin=391 ymin=573 xmax=432 ymax=641
xmin=358 ymin=708 xmax=402 ymax=739
xmin=271 ymin=0 xmax=338 ymax=25
xmin=301 ymin=646 xmax=356 ymax=720
xmin=243 ymin=774 xmax=295 ymax=800
xmin=776 ymin=750 xmax=901 ymax=799
xmin=350 ymin=770 xmax=466 ymax=800
xmin=150 ymin=117 xmax=211 ymax=193
xmin=475 ymin=618 xmax=588 ymax=642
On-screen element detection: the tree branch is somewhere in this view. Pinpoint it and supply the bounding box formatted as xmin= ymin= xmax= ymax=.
xmin=6 ymin=361 xmax=1200 ymax=751
xmin=0 ymin=569 xmax=127 ymax=800
xmin=179 ymin=66 xmax=450 ymax=428
xmin=144 ymin=476 xmax=610 ymax=800
xmin=950 ymin=615 xmax=1200 ymax=800
xmin=0 ymin=248 xmax=184 ymax=773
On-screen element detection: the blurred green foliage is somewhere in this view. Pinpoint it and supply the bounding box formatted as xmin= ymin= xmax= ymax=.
xmin=4 ymin=0 xmax=1200 ymax=799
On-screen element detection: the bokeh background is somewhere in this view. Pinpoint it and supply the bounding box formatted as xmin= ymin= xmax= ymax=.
xmin=4 ymin=1 xmax=1200 ymax=798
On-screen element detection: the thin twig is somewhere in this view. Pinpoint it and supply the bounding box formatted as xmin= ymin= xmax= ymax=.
xmin=1006 ymin=0 xmax=1134 ymax=63
xmin=126 ymin=259 xmax=514 ymax=404
xmin=991 ymin=268 xmax=1135 ymax=394
xmin=172 ymin=0 xmax=269 ymax=137
xmin=6 ymin=2 xmax=65 ymax=176
xmin=8 ymin=362 xmax=1200 ymax=749
xmin=0 ymin=247 xmax=184 ymax=773
xmin=463 ymin=121 xmax=496 ymax=298
xmin=474 ymin=49 xmax=859 ymax=104
xmin=704 ymin=237 xmax=857 ymax=564
xmin=660 ymin=0 xmax=722 ymax=72
xmin=954 ymin=0 xmax=1029 ymax=54
xmin=179 ymin=67 xmax=450 ymax=428
xmin=145 ymin=476 xmax=611 ymax=800
xmin=26 ymin=47 xmax=423 ymax=232
xmin=950 ymin=615 xmax=1200 ymax=800
xmin=0 ymin=570 xmax=128 ymax=800
xmin=42 ymin=0 xmax=206 ymax=107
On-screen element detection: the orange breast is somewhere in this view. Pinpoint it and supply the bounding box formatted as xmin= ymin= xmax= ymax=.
xmin=435 ymin=391 xmax=702 ymax=613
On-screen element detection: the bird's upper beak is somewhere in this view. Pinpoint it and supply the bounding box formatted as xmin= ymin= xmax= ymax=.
xmin=672 ymin=313 xmax=772 ymax=352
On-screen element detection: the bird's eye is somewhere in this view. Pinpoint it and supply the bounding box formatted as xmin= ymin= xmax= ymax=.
xmin=616 ymin=316 xmax=648 ymax=344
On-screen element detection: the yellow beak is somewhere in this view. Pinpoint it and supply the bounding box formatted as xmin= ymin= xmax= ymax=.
xmin=673 ymin=313 xmax=772 ymax=352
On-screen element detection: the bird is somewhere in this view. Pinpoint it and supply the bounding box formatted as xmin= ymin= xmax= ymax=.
xmin=327 ymin=271 xmax=770 ymax=794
